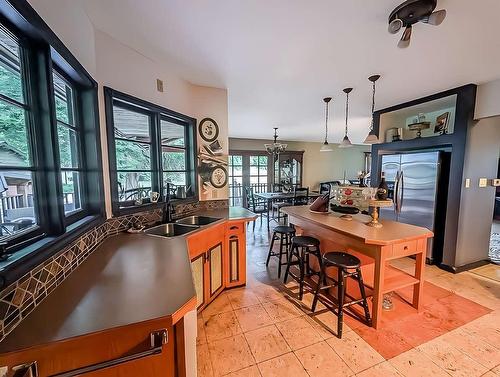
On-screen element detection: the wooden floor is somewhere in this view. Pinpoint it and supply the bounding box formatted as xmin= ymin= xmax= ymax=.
xmin=197 ymin=219 xmax=500 ymax=377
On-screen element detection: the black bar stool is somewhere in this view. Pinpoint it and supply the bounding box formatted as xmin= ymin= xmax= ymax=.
xmin=266 ymin=225 xmax=295 ymax=278
xmin=283 ymin=235 xmax=321 ymax=300
xmin=311 ymin=252 xmax=371 ymax=338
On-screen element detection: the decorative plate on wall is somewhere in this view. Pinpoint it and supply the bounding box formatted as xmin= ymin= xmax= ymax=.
xmin=210 ymin=166 xmax=228 ymax=188
xmin=199 ymin=118 xmax=219 ymax=142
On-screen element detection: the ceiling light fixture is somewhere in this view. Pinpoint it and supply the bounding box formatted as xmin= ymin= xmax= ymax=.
xmin=339 ymin=88 xmax=353 ymax=148
xmin=388 ymin=0 xmax=447 ymax=49
xmin=364 ymin=75 xmax=381 ymax=144
xmin=320 ymin=97 xmax=333 ymax=152
xmin=264 ymin=127 xmax=287 ymax=155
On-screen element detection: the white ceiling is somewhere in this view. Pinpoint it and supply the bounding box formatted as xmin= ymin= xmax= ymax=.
xmin=82 ymin=0 xmax=500 ymax=143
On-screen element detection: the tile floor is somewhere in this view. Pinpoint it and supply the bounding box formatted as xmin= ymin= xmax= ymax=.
xmin=197 ymin=222 xmax=500 ymax=377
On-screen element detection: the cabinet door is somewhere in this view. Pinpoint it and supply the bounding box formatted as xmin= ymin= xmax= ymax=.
xmin=207 ymin=242 xmax=224 ymax=299
xmin=190 ymin=253 xmax=205 ymax=309
xmin=226 ymin=234 xmax=246 ymax=288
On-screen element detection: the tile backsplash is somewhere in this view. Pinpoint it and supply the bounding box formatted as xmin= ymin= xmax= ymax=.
xmin=0 ymin=199 xmax=228 ymax=343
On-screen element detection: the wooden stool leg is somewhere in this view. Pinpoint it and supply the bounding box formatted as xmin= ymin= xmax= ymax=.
xmin=298 ymin=247 xmax=306 ymax=300
xmin=266 ymin=232 xmax=276 ymax=267
xmin=337 ymin=268 xmax=345 ymax=339
xmin=283 ymin=243 xmax=296 ymax=283
xmin=277 ymin=233 xmax=285 ymax=278
xmin=357 ymin=268 xmax=372 ymax=326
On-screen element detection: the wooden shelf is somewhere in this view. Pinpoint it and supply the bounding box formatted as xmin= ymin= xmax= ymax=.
xmin=362 ymin=264 xmax=419 ymax=294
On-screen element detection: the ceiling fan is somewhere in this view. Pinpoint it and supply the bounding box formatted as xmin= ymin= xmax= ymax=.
xmin=388 ymin=0 xmax=446 ymax=48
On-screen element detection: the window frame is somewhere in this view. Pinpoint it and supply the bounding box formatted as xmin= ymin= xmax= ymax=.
xmin=104 ymin=87 xmax=198 ymax=216
xmin=0 ymin=0 xmax=105 ymax=288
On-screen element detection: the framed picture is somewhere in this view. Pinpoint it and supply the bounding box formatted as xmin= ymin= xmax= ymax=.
xmin=434 ymin=112 xmax=450 ymax=134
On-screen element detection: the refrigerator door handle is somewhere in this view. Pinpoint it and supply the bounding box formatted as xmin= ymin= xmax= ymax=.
xmin=399 ymin=171 xmax=404 ymax=212
xmin=394 ymin=171 xmax=400 ymax=214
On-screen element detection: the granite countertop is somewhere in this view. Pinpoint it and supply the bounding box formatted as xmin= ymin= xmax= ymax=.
xmin=0 ymin=206 xmax=256 ymax=354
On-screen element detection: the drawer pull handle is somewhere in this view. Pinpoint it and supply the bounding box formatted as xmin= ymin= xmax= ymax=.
xmin=50 ymin=330 xmax=168 ymax=377
xmin=404 ymin=246 xmax=408 ymax=250
xmin=229 ymin=226 xmax=239 ymax=230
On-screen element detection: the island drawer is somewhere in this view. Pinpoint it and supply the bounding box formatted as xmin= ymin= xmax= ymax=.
xmin=391 ymin=240 xmax=418 ymax=257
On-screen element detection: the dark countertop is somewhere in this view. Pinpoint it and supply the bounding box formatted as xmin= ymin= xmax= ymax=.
xmin=194 ymin=206 xmax=257 ymax=221
xmin=0 ymin=233 xmax=195 ymax=353
xmin=0 ymin=206 xmax=255 ymax=354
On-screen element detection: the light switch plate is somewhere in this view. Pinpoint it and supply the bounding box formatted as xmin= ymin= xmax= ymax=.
xmin=492 ymin=178 xmax=500 ymax=187
xmin=479 ymin=178 xmax=488 ymax=188
xmin=465 ymin=178 xmax=470 ymax=188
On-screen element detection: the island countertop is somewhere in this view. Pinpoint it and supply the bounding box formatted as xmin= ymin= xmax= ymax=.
xmin=281 ymin=205 xmax=433 ymax=245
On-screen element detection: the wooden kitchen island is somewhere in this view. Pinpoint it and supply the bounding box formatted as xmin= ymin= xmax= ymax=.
xmin=281 ymin=206 xmax=434 ymax=329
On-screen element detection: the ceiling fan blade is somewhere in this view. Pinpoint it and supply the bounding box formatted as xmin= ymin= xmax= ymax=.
xmin=422 ymin=9 xmax=447 ymax=26
xmin=397 ymin=25 xmax=412 ymax=48
xmin=388 ymin=18 xmax=403 ymax=34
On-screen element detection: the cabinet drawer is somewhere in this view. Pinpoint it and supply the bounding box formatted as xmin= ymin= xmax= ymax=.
xmin=392 ymin=240 xmax=417 ymax=256
xmin=226 ymin=222 xmax=244 ymax=235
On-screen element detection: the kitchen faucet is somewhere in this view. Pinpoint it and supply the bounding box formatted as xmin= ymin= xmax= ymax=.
xmin=162 ymin=183 xmax=175 ymax=223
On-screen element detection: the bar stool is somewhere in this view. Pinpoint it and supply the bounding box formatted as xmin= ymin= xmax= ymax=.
xmin=283 ymin=235 xmax=321 ymax=300
xmin=266 ymin=225 xmax=295 ymax=278
xmin=311 ymin=251 xmax=371 ymax=338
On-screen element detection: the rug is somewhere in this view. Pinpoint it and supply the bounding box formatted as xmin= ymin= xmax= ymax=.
xmin=490 ymin=232 xmax=500 ymax=264
xmin=282 ymin=280 xmax=492 ymax=359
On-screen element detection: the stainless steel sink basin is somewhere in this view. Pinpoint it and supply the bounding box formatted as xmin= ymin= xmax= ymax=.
xmin=176 ymin=215 xmax=222 ymax=226
xmin=145 ymin=223 xmax=199 ymax=238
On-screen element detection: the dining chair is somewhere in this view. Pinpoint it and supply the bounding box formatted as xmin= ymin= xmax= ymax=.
xmin=245 ymin=187 xmax=268 ymax=231
xmin=292 ymin=187 xmax=309 ymax=206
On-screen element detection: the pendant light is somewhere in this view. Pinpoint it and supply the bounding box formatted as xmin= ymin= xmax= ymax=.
xmin=363 ymin=74 xmax=381 ymax=144
xmin=264 ymin=127 xmax=287 ymax=155
xmin=320 ymin=97 xmax=333 ymax=152
xmin=339 ymin=87 xmax=353 ymax=148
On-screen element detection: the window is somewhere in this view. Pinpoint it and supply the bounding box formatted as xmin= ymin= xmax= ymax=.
xmin=0 ymin=25 xmax=37 ymax=239
xmin=53 ymin=70 xmax=82 ymax=214
xmin=228 ymin=152 xmax=271 ymax=207
xmin=0 ymin=2 xmax=103 ymax=280
xmin=228 ymin=155 xmax=243 ymax=206
xmin=105 ymin=88 xmax=196 ymax=214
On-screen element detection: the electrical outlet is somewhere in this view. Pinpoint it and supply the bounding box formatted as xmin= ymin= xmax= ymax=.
xmin=478 ymin=178 xmax=488 ymax=188
xmin=156 ymin=79 xmax=164 ymax=92
xmin=465 ymin=178 xmax=470 ymax=188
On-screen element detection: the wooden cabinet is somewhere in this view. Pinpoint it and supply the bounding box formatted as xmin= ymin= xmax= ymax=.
xmin=225 ymin=221 xmax=246 ymax=288
xmin=187 ymin=220 xmax=248 ymax=311
xmin=0 ymin=320 xmax=174 ymax=377
xmin=187 ymin=223 xmax=226 ymax=311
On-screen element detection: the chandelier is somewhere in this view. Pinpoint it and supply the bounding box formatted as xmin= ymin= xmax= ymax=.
xmin=265 ymin=127 xmax=287 ymax=155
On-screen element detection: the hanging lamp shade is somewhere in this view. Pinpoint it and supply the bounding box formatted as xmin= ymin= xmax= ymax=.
xmin=320 ymin=97 xmax=333 ymax=152
xmin=339 ymin=87 xmax=353 ymax=148
xmin=363 ymin=75 xmax=381 ymax=144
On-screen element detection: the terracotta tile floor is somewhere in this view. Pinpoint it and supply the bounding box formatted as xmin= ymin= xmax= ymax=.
xmin=197 ymin=223 xmax=500 ymax=376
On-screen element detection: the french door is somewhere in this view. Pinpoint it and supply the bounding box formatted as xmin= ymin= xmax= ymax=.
xmin=228 ymin=151 xmax=271 ymax=207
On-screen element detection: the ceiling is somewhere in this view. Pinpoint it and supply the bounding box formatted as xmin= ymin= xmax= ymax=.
xmin=81 ymin=0 xmax=500 ymax=143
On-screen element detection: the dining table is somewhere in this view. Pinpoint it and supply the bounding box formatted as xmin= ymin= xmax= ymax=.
xmin=254 ymin=191 xmax=321 ymax=228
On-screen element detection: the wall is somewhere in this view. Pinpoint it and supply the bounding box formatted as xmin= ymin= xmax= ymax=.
xmin=475 ymin=79 xmax=500 ymax=119
xmin=455 ymin=116 xmax=500 ymax=267
xmin=229 ymin=138 xmax=369 ymax=190
xmin=27 ymin=0 xmax=97 ymax=76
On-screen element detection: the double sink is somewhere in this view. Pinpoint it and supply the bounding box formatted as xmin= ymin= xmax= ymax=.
xmin=144 ymin=215 xmax=221 ymax=238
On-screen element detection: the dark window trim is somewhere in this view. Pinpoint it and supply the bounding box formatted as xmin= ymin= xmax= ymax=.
xmin=104 ymin=87 xmax=198 ymax=216
xmin=0 ymin=0 xmax=105 ymax=285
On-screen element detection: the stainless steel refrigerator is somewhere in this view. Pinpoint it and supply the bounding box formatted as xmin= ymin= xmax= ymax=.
xmin=380 ymin=151 xmax=448 ymax=262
